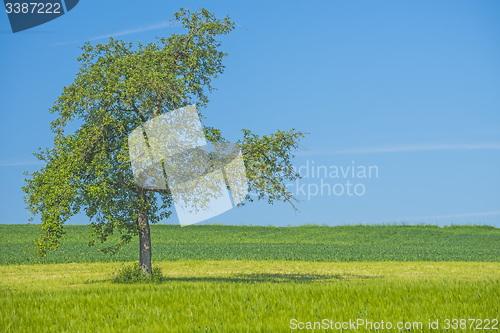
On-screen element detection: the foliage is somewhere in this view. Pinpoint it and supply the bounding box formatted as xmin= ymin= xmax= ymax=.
xmin=1 ymin=224 xmax=498 ymax=264
xmin=112 ymin=262 xmax=163 ymax=283
xmin=1 ymin=261 xmax=499 ymax=332
xmin=239 ymin=129 xmax=305 ymax=209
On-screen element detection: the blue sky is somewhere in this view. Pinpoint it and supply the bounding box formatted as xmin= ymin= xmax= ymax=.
xmin=1 ymin=0 xmax=499 ymax=226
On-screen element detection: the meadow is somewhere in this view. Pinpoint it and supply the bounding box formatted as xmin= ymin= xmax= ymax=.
xmin=1 ymin=225 xmax=499 ymax=332
xmin=1 ymin=224 xmax=499 ymax=264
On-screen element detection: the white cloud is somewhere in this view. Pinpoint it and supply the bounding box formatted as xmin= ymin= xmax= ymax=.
xmin=89 ymin=20 xmax=174 ymax=41
xmin=0 ymin=160 xmax=44 ymax=167
xmin=303 ymin=143 xmax=500 ymax=155
xmin=52 ymin=20 xmax=176 ymax=46
xmin=404 ymin=211 xmax=500 ymax=220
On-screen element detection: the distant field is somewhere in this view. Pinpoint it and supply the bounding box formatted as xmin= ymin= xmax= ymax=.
xmin=1 ymin=225 xmax=499 ymax=332
xmin=1 ymin=261 xmax=499 ymax=332
xmin=0 ymin=224 xmax=498 ymax=264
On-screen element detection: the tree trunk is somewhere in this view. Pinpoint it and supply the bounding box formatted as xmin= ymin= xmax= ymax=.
xmin=138 ymin=208 xmax=152 ymax=274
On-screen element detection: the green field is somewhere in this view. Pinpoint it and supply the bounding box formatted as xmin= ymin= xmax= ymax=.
xmin=1 ymin=225 xmax=499 ymax=332
xmin=1 ymin=224 xmax=499 ymax=264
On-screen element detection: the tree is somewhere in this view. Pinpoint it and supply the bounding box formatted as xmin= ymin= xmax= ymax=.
xmin=23 ymin=8 xmax=306 ymax=274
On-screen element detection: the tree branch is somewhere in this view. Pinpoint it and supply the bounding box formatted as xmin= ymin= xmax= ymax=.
xmin=131 ymin=101 xmax=146 ymax=123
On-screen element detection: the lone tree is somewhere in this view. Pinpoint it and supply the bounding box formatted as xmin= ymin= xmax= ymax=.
xmin=23 ymin=8 xmax=305 ymax=274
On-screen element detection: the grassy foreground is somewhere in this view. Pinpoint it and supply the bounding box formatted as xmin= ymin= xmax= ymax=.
xmin=1 ymin=225 xmax=498 ymax=332
xmin=1 ymin=224 xmax=499 ymax=264
xmin=1 ymin=261 xmax=499 ymax=332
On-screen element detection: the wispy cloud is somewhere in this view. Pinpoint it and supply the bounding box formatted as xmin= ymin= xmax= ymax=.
xmin=404 ymin=211 xmax=500 ymax=220
xmin=302 ymin=143 xmax=500 ymax=155
xmin=0 ymin=160 xmax=44 ymax=167
xmin=89 ymin=20 xmax=174 ymax=41
xmin=52 ymin=20 xmax=176 ymax=46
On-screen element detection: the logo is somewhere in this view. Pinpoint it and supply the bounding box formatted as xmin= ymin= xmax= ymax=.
xmin=128 ymin=105 xmax=248 ymax=226
xmin=3 ymin=0 xmax=79 ymax=33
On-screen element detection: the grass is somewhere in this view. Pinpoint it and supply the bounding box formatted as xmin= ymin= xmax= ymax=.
xmin=1 ymin=224 xmax=498 ymax=331
xmin=112 ymin=262 xmax=164 ymax=283
xmin=1 ymin=224 xmax=499 ymax=264
xmin=1 ymin=261 xmax=499 ymax=332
